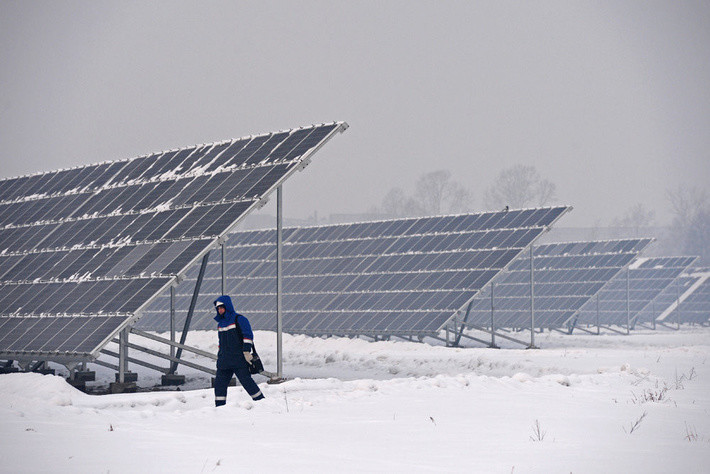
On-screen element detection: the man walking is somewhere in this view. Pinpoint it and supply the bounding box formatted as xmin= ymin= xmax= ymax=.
xmin=213 ymin=295 xmax=264 ymax=406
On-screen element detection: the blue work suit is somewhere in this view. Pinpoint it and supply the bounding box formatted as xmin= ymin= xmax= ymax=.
xmin=213 ymin=295 xmax=264 ymax=406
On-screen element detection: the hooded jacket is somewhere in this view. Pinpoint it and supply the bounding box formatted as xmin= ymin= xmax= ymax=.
xmin=213 ymin=295 xmax=254 ymax=369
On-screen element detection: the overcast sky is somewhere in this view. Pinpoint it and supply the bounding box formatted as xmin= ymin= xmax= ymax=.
xmin=1 ymin=1 xmax=708 ymax=227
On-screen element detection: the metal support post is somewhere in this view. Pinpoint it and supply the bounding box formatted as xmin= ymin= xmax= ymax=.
xmin=221 ymin=242 xmax=226 ymax=295
xmin=454 ymin=303 xmax=473 ymax=347
xmin=626 ymin=268 xmax=630 ymax=335
xmin=118 ymin=327 xmax=128 ymax=383
xmin=276 ymin=185 xmax=284 ymax=379
xmin=170 ymin=286 xmax=176 ymax=359
xmin=675 ymin=279 xmax=680 ymax=329
xmin=170 ymin=252 xmax=209 ymax=374
xmin=528 ymin=245 xmax=537 ymax=348
xmin=651 ymin=300 xmax=656 ymax=330
xmin=596 ymin=293 xmax=600 ymax=335
xmin=490 ymin=284 xmax=496 ymax=347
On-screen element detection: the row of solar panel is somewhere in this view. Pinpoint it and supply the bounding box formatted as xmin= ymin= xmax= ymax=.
xmin=0 ymin=316 xmax=125 ymax=355
xmin=238 ymin=229 xmax=541 ymax=262
xmin=486 ymin=310 xmax=576 ymax=329
xmin=483 ymin=281 xmax=605 ymax=298
xmin=470 ymin=295 xmax=593 ymax=312
xmin=0 ymin=277 xmax=169 ymax=316
xmin=0 ymin=239 xmax=210 ymax=284
xmin=0 ymin=200 xmax=252 ymax=255
xmin=0 ymin=163 xmax=290 ymax=231
xmin=604 ymin=274 xmax=684 ymax=288
xmin=502 ymin=266 xmax=630 ymax=285
xmin=184 ymin=248 xmax=523 ymax=283
xmin=138 ymin=207 xmax=571 ymax=333
xmin=230 ymin=309 xmax=447 ymax=335
xmin=572 ymin=257 xmax=698 ymax=326
xmin=224 ymin=208 xmax=567 ymax=249
xmin=280 ymin=207 xmax=567 ymax=244
xmin=507 ymin=253 xmax=640 ymax=272
xmin=532 ymin=239 xmax=649 ymax=257
xmin=0 ymin=123 xmax=347 ymax=360
xmin=464 ymin=240 xmax=653 ymax=329
xmin=634 ymin=257 xmax=697 ymax=269
xmin=137 ymin=287 xmax=472 ymax=331
xmin=0 ymin=125 xmax=337 ymax=205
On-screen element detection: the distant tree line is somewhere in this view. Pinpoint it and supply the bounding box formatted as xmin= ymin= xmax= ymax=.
xmin=373 ymin=166 xmax=709 ymax=265
xmin=375 ymin=165 xmax=556 ymax=218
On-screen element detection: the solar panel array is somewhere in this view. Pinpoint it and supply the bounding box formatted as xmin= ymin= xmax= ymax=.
xmin=619 ymin=258 xmax=699 ymax=326
xmin=0 ymin=122 xmax=346 ymax=361
xmin=138 ymin=206 xmax=571 ymax=337
xmin=656 ymin=271 xmax=710 ymax=325
xmin=573 ymin=256 xmax=696 ymax=327
xmin=464 ymin=239 xmax=652 ymax=330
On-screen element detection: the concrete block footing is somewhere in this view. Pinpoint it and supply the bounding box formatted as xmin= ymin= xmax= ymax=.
xmin=161 ymin=374 xmax=186 ymax=386
xmin=109 ymin=382 xmax=137 ymax=394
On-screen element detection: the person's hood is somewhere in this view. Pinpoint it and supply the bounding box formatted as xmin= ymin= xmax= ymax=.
xmin=213 ymin=295 xmax=236 ymax=319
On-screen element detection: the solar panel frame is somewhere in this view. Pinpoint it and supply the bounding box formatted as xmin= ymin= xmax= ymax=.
xmin=464 ymin=239 xmax=653 ymax=331
xmin=0 ymin=122 xmax=348 ymax=362
xmin=573 ymin=255 xmax=697 ymax=327
xmin=138 ymin=206 xmax=571 ymax=337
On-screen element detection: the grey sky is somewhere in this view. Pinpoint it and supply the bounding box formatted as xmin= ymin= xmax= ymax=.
xmin=1 ymin=1 xmax=708 ymax=227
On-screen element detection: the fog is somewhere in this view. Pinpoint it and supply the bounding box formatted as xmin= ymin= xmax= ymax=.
xmin=1 ymin=1 xmax=708 ymax=227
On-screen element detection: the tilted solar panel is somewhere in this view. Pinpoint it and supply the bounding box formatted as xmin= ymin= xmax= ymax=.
xmin=572 ymin=255 xmax=696 ymax=327
xmin=652 ymin=270 xmax=710 ymax=325
xmin=138 ymin=206 xmax=571 ymax=337
xmin=0 ymin=122 xmax=347 ymax=362
xmin=465 ymin=239 xmax=652 ymax=330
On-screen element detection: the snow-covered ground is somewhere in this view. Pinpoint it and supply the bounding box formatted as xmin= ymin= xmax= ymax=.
xmin=1 ymin=327 xmax=709 ymax=473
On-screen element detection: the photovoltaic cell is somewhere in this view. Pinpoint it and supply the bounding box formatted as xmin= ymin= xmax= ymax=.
xmin=572 ymin=255 xmax=696 ymax=328
xmin=0 ymin=122 xmax=346 ymax=361
xmin=465 ymin=239 xmax=653 ymax=331
xmin=138 ymin=206 xmax=570 ymax=337
xmin=641 ymin=270 xmax=710 ymax=325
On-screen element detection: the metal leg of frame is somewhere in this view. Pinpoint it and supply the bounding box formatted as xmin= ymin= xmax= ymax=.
xmin=528 ymin=245 xmax=537 ymax=349
xmin=118 ymin=327 xmax=128 ymax=383
xmin=169 ymin=252 xmax=209 ymax=375
xmin=221 ymin=241 xmax=226 ymax=296
xmin=454 ymin=302 xmax=474 ymax=347
xmin=626 ymin=268 xmax=630 ymax=335
xmin=490 ymin=284 xmax=497 ymax=348
xmin=276 ymin=185 xmax=284 ymax=380
xmin=170 ymin=286 xmax=175 ymax=360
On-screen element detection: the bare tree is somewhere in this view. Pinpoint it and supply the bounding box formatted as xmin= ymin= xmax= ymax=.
xmin=380 ymin=187 xmax=424 ymax=217
xmin=611 ymin=203 xmax=656 ymax=237
xmin=413 ymin=170 xmax=472 ymax=215
xmin=379 ymin=170 xmax=472 ymax=217
xmin=483 ymin=164 xmax=557 ymax=209
xmin=666 ymin=186 xmax=710 ymax=264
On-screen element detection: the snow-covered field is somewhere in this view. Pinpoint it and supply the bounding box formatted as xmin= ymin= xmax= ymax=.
xmin=1 ymin=328 xmax=709 ymax=473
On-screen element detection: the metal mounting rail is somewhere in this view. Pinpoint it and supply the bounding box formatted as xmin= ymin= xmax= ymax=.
xmin=130 ymin=328 xmax=217 ymax=361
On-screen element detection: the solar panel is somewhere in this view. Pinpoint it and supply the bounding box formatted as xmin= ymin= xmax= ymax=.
xmin=0 ymin=122 xmax=347 ymax=362
xmin=464 ymin=239 xmax=652 ymax=331
xmin=618 ymin=258 xmax=699 ymax=327
xmin=651 ymin=270 xmax=710 ymax=325
xmin=572 ymin=255 xmax=696 ymax=328
xmin=138 ymin=206 xmax=571 ymax=337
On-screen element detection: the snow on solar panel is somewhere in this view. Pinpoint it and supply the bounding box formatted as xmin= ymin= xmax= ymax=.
xmin=652 ymin=270 xmax=710 ymax=325
xmin=464 ymin=239 xmax=652 ymax=331
xmin=572 ymin=255 xmax=696 ymax=328
xmin=0 ymin=122 xmax=347 ymax=362
xmin=138 ymin=206 xmax=571 ymax=337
